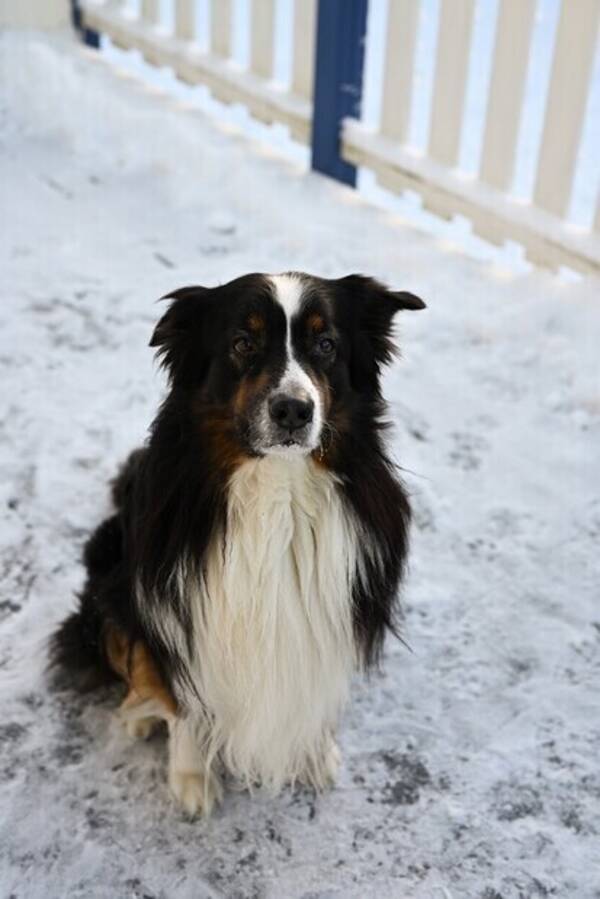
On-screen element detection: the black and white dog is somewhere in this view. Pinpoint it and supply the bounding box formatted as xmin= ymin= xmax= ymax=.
xmin=52 ymin=272 xmax=425 ymax=815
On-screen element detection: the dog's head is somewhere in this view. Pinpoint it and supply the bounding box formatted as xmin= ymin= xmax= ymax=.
xmin=150 ymin=273 xmax=425 ymax=462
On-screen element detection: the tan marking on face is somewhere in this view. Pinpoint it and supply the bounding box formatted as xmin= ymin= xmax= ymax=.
xmin=205 ymin=416 xmax=248 ymax=471
xmin=190 ymin=394 xmax=249 ymax=474
xmin=248 ymin=313 xmax=265 ymax=333
xmin=105 ymin=625 xmax=178 ymax=716
xmin=232 ymin=369 xmax=271 ymax=417
xmin=307 ymin=312 xmax=325 ymax=333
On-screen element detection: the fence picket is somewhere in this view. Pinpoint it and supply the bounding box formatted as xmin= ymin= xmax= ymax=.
xmin=428 ymin=0 xmax=475 ymax=168
xmin=380 ymin=0 xmax=420 ymax=144
xmin=251 ymin=0 xmax=275 ymax=80
xmin=140 ymin=0 xmax=159 ymax=27
xmin=292 ymin=0 xmax=317 ymax=100
xmin=175 ymin=0 xmax=195 ymax=42
xmin=108 ymin=0 xmax=132 ymax=50
xmin=534 ymin=0 xmax=600 ymax=218
xmin=211 ymin=0 xmax=232 ymax=59
xmin=480 ymin=0 xmax=535 ymax=191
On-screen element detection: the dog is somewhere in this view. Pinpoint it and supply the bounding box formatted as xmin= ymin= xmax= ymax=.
xmin=51 ymin=272 xmax=425 ymax=815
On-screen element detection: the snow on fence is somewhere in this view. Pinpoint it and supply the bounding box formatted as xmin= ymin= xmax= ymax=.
xmin=74 ymin=0 xmax=600 ymax=276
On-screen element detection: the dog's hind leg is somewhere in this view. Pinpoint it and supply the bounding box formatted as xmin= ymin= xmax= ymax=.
xmin=106 ymin=627 xmax=176 ymax=738
xmin=121 ymin=698 xmax=163 ymax=740
xmin=106 ymin=627 xmax=221 ymax=815
xmin=106 ymin=628 xmax=221 ymax=815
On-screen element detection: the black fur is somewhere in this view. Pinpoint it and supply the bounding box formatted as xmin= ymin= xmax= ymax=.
xmin=51 ymin=272 xmax=425 ymax=693
xmin=321 ymin=276 xmax=418 ymax=665
xmin=50 ymin=462 xmax=136 ymax=688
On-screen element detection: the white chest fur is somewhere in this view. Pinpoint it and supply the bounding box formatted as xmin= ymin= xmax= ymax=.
xmin=184 ymin=456 xmax=359 ymax=789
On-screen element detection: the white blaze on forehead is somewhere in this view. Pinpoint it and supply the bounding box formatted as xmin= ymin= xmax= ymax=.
xmin=269 ymin=273 xmax=305 ymax=327
xmin=269 ymin=272 xmax=313 ymax=387
xmin=267 ymin=273 xmax=323 ymax=446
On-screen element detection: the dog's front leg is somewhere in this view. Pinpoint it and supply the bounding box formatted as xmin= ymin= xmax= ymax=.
xmin=168 ymin=715 xmax=222 ymax=817
xmin=300 ymin=731 xmax=342 ymax=790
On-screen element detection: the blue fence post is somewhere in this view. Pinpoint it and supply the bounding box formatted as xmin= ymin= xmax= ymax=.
xmin=71 ymin=0 xmax=100 ymax=48
xmin=311 ymin=0 xmax=368 ymax=187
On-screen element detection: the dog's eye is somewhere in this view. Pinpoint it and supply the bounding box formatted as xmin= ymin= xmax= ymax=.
xmin=232 ymin=336 xmax=256 ymax=356
xmin=316 ymin=337 xmax=335 ymax=356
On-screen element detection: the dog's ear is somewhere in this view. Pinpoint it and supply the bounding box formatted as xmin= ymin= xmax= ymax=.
xmin=340 ymin=275 xmax=425 ymax=389
xmin=150 ymin=286 xmax=215 ymax=385
xmin=358 ymin=276 xmax=425 ymax=366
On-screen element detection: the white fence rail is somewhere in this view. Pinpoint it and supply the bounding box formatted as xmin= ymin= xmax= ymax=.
xmin=77 ymin=0 xmax=600 ymax=276
xmin=80 ymin=0 xmax=313 ymax=142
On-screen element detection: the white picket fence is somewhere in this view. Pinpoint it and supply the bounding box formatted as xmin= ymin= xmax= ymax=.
xmin=80 ymin=0 xmax=316 ymax=142
xmin=345 ymin=0 xmax=600 ymax=275
xmin=77 ymin=0 xmax=600 ymax=275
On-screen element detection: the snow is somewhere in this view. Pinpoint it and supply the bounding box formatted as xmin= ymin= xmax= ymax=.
xmin=1 ymin=28 xmax=600 ymax=899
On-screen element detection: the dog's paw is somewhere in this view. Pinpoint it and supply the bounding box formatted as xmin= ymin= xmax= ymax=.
xmin=125 ymin=715 xmax=161 ymax=741
xmin=298 ymin=736 xmax=342 ymax=789
xmin=322 ymin=737 xmax=341 ymax=786
xmin=119 ymin=696 xmax=165 ymax=741
xmin=169 ymin=768 xmax=222 ymax=817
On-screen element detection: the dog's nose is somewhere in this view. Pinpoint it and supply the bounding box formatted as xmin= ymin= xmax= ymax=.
xmin=269 ymin=395 xmax=314 ymax=432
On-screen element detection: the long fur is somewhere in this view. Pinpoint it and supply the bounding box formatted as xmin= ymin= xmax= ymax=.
xmin=50 ymin=271 xmax=425 ymax=810
xmin=185 ymin=456 xmax=359 ymax=789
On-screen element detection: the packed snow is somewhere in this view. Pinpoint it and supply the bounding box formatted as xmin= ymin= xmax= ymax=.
xmin=1 ymin=29 xmax=599 ymax=899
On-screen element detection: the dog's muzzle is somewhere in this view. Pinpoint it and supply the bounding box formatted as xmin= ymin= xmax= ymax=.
xmin=254 ymin=381 xmax=322 ymax=456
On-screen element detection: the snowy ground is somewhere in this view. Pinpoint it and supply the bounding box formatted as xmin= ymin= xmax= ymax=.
xmin=1 ymin=30 xmax=600 ymax=899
